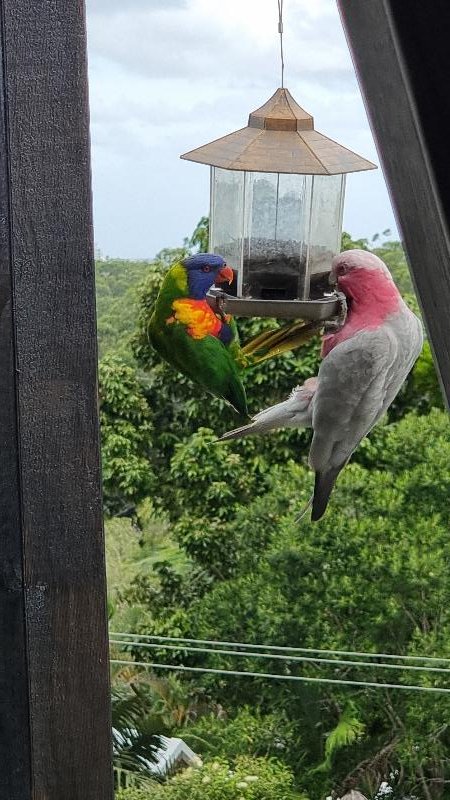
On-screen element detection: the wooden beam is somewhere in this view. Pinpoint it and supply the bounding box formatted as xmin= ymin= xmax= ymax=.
xmin=0 ymin=25 xmax=32 ymax=794
xmin=0 ymin=1 xmax=113 ymax=797
xmin=338 ymin=0 xmax=450 ymax=407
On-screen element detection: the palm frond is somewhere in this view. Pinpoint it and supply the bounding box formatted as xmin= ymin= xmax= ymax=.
xmin=313 ymin=704 xmax=366 ymax=774
xmin=111 ymin=681 xmax=169 ymax=780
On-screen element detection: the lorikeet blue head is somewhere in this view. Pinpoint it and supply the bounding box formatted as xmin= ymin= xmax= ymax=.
xmin=182 ymin=253 xmax=233 ymax=300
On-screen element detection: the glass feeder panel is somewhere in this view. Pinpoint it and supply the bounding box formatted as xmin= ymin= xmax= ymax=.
xmin=243 ymin=172 xmax=312 ymax=300
xmin=307 ymin=174 xmax=346 ymax=297
xmin=210 ymin=167 xmax=244 ymax=295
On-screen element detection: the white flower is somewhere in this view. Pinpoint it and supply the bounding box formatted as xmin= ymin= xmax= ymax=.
xmin=236 ymin=781 xmax=249 ymax=789
xmin=211 ymin=761 xmax=221 ymax=771
xmin=376 ymin=784 xmax=393 ymax=798
xmin=202 ymin=776 xmax=211 ymax=784
xmin=244 ymin=775 xmax=259 ymax=782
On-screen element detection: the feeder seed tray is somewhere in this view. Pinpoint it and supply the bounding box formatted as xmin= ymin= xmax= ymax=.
xmin=206 ymin=286 xmax=342 ymax=321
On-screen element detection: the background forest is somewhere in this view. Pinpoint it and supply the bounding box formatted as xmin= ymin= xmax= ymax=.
xmin=98 ymin=220 xmax=450 ymax=800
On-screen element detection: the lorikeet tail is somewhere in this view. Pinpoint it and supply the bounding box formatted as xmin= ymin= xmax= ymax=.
xmin=240 ymin=320 xmax=322 ymax=366
xmin=224 ymin=378 xmax=249 ymax=418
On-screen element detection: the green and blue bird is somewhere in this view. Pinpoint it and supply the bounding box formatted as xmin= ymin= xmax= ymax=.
xmin=146 ymin=253 xmax=322 ymax=417
xmin=147 ymin=253 xmax=248 ymax=415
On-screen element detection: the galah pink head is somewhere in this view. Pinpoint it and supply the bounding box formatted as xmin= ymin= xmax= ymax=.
xmin=321 ymin=249 xmax=402 ymax=359
xmin=329 ymin=249 xmax=399 ymax=307
xmin=331 ymin=249 xmax=393 ymax=283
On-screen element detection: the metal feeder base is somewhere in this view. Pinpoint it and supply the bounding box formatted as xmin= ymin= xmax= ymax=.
xmin=206 ymin=287 xmax=341 ymax=320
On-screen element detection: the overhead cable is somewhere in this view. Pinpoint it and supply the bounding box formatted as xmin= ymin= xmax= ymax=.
xmin=110 ymin=632 xmax=450 ymax=666
xmin=110 ymin=658 xmax=450 ymax=695
xmin=109 ymin=639 xmax=450 ymax=675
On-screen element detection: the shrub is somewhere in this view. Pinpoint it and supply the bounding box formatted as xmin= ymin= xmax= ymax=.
xmin=116 ymin=755 xmax=308 ymax=800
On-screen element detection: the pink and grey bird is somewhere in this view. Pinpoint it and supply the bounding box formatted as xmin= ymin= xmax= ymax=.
xmin=221 ymin=249 xmax=423 ymax=521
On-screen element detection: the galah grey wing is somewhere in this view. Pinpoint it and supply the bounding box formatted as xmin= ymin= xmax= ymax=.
xmin=310 ymin=309 xmax=422 ymax=520
xmin=376 ymin=305 xmax=423 ymax=416
xmin=219 ymin=378 xmax=317 ymax=441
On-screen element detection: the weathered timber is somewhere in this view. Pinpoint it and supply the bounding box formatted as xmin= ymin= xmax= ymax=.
xmin=0 ymin=1 xmax=113 ymax=798
xmin=338 ymin=0 xmax=450 ymax=407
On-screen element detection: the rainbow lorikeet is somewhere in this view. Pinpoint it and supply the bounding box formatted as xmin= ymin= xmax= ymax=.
xmin=147 ymin=253 xmax=248 ymax=415
xmin=147 ymin=253 xmax=322 ymax=417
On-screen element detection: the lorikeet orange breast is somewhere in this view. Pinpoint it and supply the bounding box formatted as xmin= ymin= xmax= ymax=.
xmin=168 ymin=298 xmax=223 ymax=339
xmin=147 ymin=254 xmax=248 ymax=416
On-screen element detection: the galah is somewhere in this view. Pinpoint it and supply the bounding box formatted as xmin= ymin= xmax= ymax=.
xmin=221 ymin=249 xmax=423 ymax=521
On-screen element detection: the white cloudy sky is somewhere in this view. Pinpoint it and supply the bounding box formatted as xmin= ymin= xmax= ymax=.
xmin=85 ymin=0 xmax=397 ymax=258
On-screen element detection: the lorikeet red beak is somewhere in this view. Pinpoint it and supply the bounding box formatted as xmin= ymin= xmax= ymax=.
xmin=216 ymin=265 xmax=234 ymax=285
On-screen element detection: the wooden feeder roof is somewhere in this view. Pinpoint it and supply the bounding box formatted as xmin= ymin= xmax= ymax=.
xmin=181 ymin=87 xmax=377 ymax=175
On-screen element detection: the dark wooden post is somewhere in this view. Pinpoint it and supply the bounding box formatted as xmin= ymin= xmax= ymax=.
xmin=338 ymin=0 xmax=450 ymax=408
xmin=0 ymin=1 xmax=113 ymax=798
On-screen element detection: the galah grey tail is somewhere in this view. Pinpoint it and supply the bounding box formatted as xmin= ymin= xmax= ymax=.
xmin=219 ymin=377 xmax=318 ymax=441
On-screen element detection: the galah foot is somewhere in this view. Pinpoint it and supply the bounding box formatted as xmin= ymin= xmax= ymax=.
xmin=323 ymin=292 xmax=347 ymax=333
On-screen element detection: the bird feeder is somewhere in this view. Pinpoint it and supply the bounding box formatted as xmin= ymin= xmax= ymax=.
xmin=181 ymin=88 xmax=376 ymax=319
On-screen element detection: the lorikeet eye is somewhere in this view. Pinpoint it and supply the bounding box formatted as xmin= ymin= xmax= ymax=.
xmin=201 ymin=265 xmax=212 ymax=272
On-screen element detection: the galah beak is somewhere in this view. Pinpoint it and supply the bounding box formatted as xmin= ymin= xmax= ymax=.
xmin=216 ymin=265 xmax=234 ymax=285
xmin=329 ymin=270 xmax=337 ymax=287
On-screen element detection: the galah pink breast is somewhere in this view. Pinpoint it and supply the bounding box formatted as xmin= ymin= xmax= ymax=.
xmin=221 ymin=249 xmax=423 ymax=522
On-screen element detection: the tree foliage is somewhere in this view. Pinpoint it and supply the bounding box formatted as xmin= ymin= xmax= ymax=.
xmin=99 ymin=356 xmax=155 ymax=516
xmin=98 ymin=223 xmax=449 ymax=799
xmin=96 ymin=258 xmax=152 ymax=362
xmin=116 ymin=755 xmax=306 ymax=800
xmin=179 ymin=707 xmax=298 ymax=763
xmin=128 ymin=409 xmax=450 ymax=797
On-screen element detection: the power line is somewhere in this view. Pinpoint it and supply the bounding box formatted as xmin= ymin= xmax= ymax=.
xmin=110 ymin=632 xmax=450 ymax=666
xmin=110 ymin=659 xmax=450 ymax=695
xmin=109 ymin=639 xmax=450 ymax=675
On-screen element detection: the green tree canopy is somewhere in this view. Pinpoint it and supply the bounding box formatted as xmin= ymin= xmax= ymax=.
xmin=98 ymin=223 xmax=448 ymax=799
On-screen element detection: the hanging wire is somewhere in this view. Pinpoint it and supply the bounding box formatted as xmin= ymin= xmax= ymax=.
xmin=108 ymin=639 xmax=450 ymax=675
xmin=277 ymin=0 xmax=285 ymax=87
xmin=110 ymin=659 xmax=450 ymax=695
xmin=110 ymin=632 xmax=450 ymax=666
